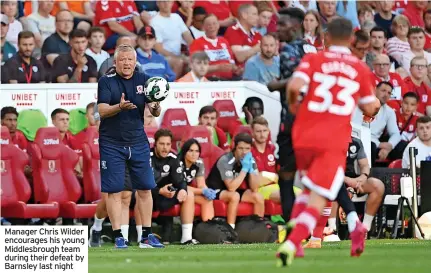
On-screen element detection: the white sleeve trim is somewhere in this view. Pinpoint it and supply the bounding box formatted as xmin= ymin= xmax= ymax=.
xmin=292 ymin=71 xmax=310 ymax=84
xmin=359 ymin=95 xmax=376 ymax=105
xmin=99 ymin=18 xmax=117 ymax=25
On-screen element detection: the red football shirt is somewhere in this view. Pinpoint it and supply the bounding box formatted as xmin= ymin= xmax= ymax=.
xmin=228 ymin=0 xmax=253 ymax=18
xmin=395 ymin=107 xmax=418 ymax=142
xmin=189 ymin=36 xmax=235 ymax=79
xmin=425 ymin=32 xmax=431 ymax=51
xmin=372 ymin=72 xmax=407 ymax=99
xmin=292 ymin=46 xmax=376 ymax=151
xmin=63 ymin=131 xmax=83 ymax=155
xmin=224 ymin=22 xmax=262 ymax=65
xmin=195 ymin=1 xmax=231 ymax=20
xmin=94 ymin=0 xmax=139 ymax=38
xmin=11 ymin=130 xmax=28 ymax=152
xmin=403 ymin=76 xmax=431 ymax=115
xmin=251 ymin=142 xmax=276 ymax=173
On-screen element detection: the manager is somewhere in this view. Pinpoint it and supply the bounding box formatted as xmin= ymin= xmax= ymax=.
xmin=97 ymin=44 xmax=163 ymax=248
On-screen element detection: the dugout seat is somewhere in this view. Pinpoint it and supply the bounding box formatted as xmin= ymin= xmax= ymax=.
xmin=69 ymin=108 xmax=88 ymax=135
xmin=81 ymin=126 xmax=101 ymax=203
xmin=1 ymin=126 xmax=59 ymax=218
xmin=145 ymin=127 xmax=158 ymax=148
xmin=160 ymin=108 xmax=191 ymax=151
xmin=213 ymin=100 xmax=243 ymax=136
xmin=31 ymin=127 xmax=96 ymax=218
xmin=17 ymin=109 xmax=47 ymax=141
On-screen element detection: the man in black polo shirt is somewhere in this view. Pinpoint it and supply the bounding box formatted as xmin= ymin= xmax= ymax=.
xmin=42 ymin=9 xmax=73 ymax=66
xmin=98 ymin=43 xmax=163 ymax=249
xmin=3 ymin=31 xmax=46 ymax=83
xmin=207 ymin=133 xmax=265 ymax=229
xmin=52 ymin=29 xmax=97 ymax=83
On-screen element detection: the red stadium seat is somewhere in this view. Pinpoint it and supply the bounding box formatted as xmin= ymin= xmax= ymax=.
xmin=159 ymin=204 xmax=202 ymax=217
xmin=231 ymin=125 xmax=252 ymax=139
xmin=160 ymin=108 xmax=191 ymax=150
xmin=388 ymin=159 xmax=403 ymax=194
xmin=388 ymin=159 xmax=402 ymax=168
xmin=31 ymin=127 xmax=96 ymax=218
xmin=264 ymin=200 xmax=282 ymax=215
xmin=213 ymin=100 xmax=242 ymax=136
xmin=213 ymin=200 xmax=254 ymax=217
xmin=145 ymin=127 xmax=158 ymax=148
xmin=81 ymin=126 xmax=101 ymax=203
xmin=1 ymin=126 xmax=59 ymax=218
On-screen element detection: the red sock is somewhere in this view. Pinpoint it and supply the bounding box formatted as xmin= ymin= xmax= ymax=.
xmin=312 ymin=202 xmax=332 ymax=239
xmin=290 ymin=189 xmax=311 ymax=220
xmin=287 ymin=206 xmax=320 ymax=247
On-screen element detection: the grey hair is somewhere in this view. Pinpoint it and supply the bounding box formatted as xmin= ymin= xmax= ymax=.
xmin=114 ymin=44 xmax=137 ymax=61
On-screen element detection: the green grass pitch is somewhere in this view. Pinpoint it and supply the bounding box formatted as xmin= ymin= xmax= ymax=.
xmin=89 ymin=240 xmax=431 ymax=273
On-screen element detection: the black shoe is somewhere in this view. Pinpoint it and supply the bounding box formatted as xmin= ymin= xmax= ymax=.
xmin=89 ymin=227 xmax=102 ymax=247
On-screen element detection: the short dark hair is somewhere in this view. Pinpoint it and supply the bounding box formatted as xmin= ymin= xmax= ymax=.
xmin=18 ymin=31 xmax=35 ymax=43
xmin=86 ymin=102 xmax=96 ymax=112
xmin=51 ymin=108 xmax=69 ymax=119
xmin=424 ymin=9 xmax=431 ymax=20
xmin=193 ymin=6 xmax=207 ymax=16
xmin=199 ymin=106 xmax=217 ymax=118
xmin=278 ymin=7 xmax=305 ymax=23
xmin=154 ymin=128 xmax=173 ymax=143
xmin=377 ymin=81 xmax=394 ymax=90
xmin=87 ymin=26 xmax=105 ymax=38
xmin=1 ymin=106 xmax=18 ymax=120
xmin=417 ymin=116 xmax=431 ymax=126
xmin=55 ymin=9 xmax=72 ymax=21
xmin=370 ymin=26 xmax=387 ymax=39
xmin=234 ymin=132 xmax=253 ymax=147
xmin=403 ymin=92 xmax=419 ymax=102
xmin=327 ymin=17 xmax=353 ymax=41
xmin=408 ymin=26 xmax=425 ymax=38
xmin=69 ymin=29 xmax=87 ymax=40
xmin=179 ymin=138 xmax=201 ymax=163
xmin=243 ymin=96 xmax=264 ymax=112
xmin=353 ymin=29 xmax=370 ymax=45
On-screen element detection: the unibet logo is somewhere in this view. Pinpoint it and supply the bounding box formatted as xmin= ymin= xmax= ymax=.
xmin=0 ymin=139 xmax=9 ymax=145
xmin=219 ymin=111 xmax=235 ymax=117
xmin=43 ymin=138 xmax=59 ymax=145
xmin=171 ymin=120 xmax=187 ymax=126
xmin=194 ymin=137 xmax=208 ymax=143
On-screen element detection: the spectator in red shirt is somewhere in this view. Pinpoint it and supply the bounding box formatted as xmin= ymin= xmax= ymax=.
xmin=403 ymin=56 xmax=431 ymax=116
xmin=197 ymin=105 xmax=229 ymax=151
xmin=195 ymin=0 xmax=236 ymax=30
xmin=1 ymin=106 xmax=28 ymax=152
xmin=189 ymin=14 xmax=239 ymax=80
xmin=372 ymin=54 xmax=407 ymax=100
xmin=303 ymin=10 xmax=324 ymax=51
xmin=94 ymin=0 xmax=143 ymax=50
xmin=224 ymin=3 xmax=262 ymax=66
xmin=250 ymin=116 xmax=280 ymax=203
xmin=396 ymin=92 xmax=420 ymax=142
xmin=424 ymin=10 xmax=431 ymax=51
xmin=402 ymin=0 xmax=427 ymax=28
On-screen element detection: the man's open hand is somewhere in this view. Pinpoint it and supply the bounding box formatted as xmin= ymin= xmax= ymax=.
xmin=120 ymin=93 xmax=137 ymax=110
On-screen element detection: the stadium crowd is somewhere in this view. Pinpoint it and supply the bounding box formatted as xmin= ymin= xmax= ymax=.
xmin=1 ymin=0 xmax=431 ymax=246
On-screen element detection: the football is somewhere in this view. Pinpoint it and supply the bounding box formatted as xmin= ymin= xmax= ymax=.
xmin=144 ymin=76 xmax=170 ymax=102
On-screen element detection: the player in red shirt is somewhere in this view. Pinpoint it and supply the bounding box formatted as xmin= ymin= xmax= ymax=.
xmin=403 ymin=56 xmax=431 ymax=115
xmin=396 ymin=92 xmax=420 ymax=142
xmin=1 ymin=106 xmax=28 ymax=152
xmin=276 ymin=18 xmax=381 ymax=267
xmin=94 ymin=0 xmax=142 ymax=50
xmin=197 ymin=106 xmax=229 ymax=152
xmin=189 ymin=14 xmax=238 ymax=80
xmin=224 ymin=4 xmax=262 ymax=66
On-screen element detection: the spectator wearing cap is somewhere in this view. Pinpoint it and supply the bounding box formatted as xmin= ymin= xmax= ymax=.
xmin=98 ymin=36 xmax=136 ymax=78
xmin=402 ymin=1 xmax=427 ymax=28
xmin=136 ymin=26 xmax=176 ymax=82
xmin=189 ymin=14 xmax=239 ymax=81
xmin=85 ymin=27 xmax=110 ymax=71
xmin=42 ymin=9 xmax=73 ymax=66
xmin=177 ymin=51 xmax=209 ymax=82
xmin=243 ymin=34 xmax=279 ymax=85
xmin=398 ymin=27 xmax=431 ymax=78
xmin=189 ymin=6 xmax=207 ymax=39
xmin=1 ymin=0 xmax=23 ymax=50
xmin=3 ymin=31 xmax=47 ymax=83
xmin=25 ymin=0 xmax=55 ymax=50
xmin=374 ymin=1 xmax=396 ymax=39
xmin=1 ymin=14 xmax=16 ymax=62
xmin=151 ymin=0 xmax=193 ymax=78
xmin=372 ymin=54 xmax=407 ymax=99
xmin=403 ymin=56 xmax=431 ymax=116
xmin=224 ymin=4 xmax=261 ymax=66
xmin=386 ymin=15 xmax=411 ymax=64
xmin=52 ymin=29 xmax=97 ymax=83
xmin=94 ymin=0 xmax=143 ymax=50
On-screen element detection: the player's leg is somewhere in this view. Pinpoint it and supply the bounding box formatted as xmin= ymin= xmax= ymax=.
xmin=241 ymin=189 xmax=265 ymax=217
xmin=89 ymin=193 xmax=108 ymax=247
xmin=305 ymin=201 xmax=332 ymax=249
xmin=193 ymin=193 xmax=214 ymax=222
xmin=120 ymin=191 xmax=132 ymax=243
xmin=180 ymin=190 xmax=197 ymax=244
xmin=100 ymin=143 xmax=127 ymax=248
xmin=133 ymin=193 xmax=143 ymax=243
xmin=258 ymin=184 xmax=281 ymax=203
xmin=336 ymin=183 xmax=360 ymax=234
xmin=218 ymin=190 xmax=240 ymax=229
xmin=359 ymin=177 xmax=385 ymax=231
xmin=128 ymin=142 xmax=164 ymax=248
